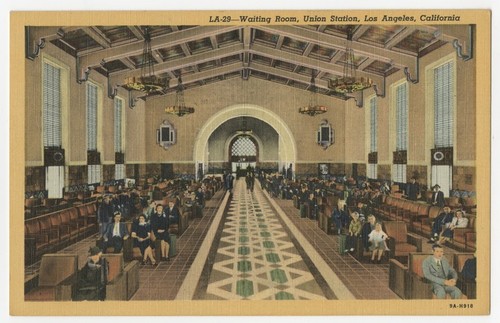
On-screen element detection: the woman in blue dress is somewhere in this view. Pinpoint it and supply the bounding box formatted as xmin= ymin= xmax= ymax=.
xmin=131 ymin=214 xmax=157 ymax=266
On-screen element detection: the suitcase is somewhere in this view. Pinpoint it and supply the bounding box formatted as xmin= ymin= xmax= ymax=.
xmin=300 ymin=204 xmax=308 ymax=218
xmin=338 ymin=234 xmax=347 ymax=255
xmin=168 ymin=234 xmax=177 ymax=258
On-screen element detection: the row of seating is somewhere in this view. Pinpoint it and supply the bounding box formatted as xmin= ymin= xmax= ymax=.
xmin=374 ymin=196 xmax=476 ymax=252
xmin=389 ymin=252 xmax=476 ymax=299
xmin=25 ymin=253 xmax=139 ymax=301
xmin=25 ymin=202 xmax=98 ymax=265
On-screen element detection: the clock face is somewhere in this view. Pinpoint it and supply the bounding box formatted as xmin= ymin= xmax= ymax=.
xmin=319 ymin=164 xmax=328 ymax=175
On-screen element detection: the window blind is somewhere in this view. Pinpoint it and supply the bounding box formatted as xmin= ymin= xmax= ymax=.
xmin=88 ymin=164 xmax=101 ymax=184
xmin=115 ymin=164 xmax=125 ymax=180
xmin=43 ymin=62 xmax=62 ymax=147
xmin=395 ymin=83 xmax=408 ymax=151
xmin=367 ymin=164 xmax=377 ymax=179
xmin=45 ymin=166 xmax=64 ymax=198
xmin=370 ymin=97 xmax=377 ymax=153
xmin=114 ymin=98 xmax=123 ymax=153
xmin=434 ymin=61 xmax=454 ymax=148
xmin=86 ymin=83 xmax=98 ymax=151
xmin=392 ymin=164 xmax=406 ymax=184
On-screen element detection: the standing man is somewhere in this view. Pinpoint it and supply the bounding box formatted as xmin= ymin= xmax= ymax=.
xmin=225 ymin=172 xmax=234 ymax=194
xmin=423 ymin=244 xmax=462 ymax=299
xmin=431 ymin=184 xmax=446 ymax=207
xmin=104 ymin=211 xmax=129 ymax=253
xmin=98 ymin=194 xmax=114 ymax=239
xmin=406 ymin=177 xmax=420 ymax=201
xmin=287 ymin=163 xmax=293 ymax=180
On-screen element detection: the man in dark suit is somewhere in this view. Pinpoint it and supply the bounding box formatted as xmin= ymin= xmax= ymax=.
xmin=428 ymin=206 xmax=454 ymax=243
xmin=423 ymin=244 xmax=462 ymax=299
xmin=431 ymin=184 xmax=446 ymax=207
xmin=104 ymin=211 xmax=130 ymax=253
xmin=406 ymin=177 xmax=420 ymax=201
xmin=165 ymin=200 xmax=180 ymax=225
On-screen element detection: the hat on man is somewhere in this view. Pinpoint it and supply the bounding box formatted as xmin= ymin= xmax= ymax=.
xmin=89 ymin=246 xmax=101 ymax=256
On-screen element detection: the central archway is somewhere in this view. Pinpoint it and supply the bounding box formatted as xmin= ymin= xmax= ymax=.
xmin=193 ymin=104 xmax=297 ymax=177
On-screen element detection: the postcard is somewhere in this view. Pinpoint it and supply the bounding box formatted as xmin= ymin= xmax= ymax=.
xmin=10 ymin=9 xmax=490 ymax=316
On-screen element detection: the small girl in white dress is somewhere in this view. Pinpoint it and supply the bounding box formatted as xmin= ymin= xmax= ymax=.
xmin=368 ymin=222 xmax=389 ymax=263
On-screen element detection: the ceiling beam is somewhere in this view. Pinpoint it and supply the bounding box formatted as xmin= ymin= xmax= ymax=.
xmin=357 ymin=58 xmax=376 ymax=71
xmin=256 ymin=25 xmax=415 ymax=69
xmin=80 ymin=25 xmax=241 ymax=67
xmin=128 ymin=26 xmax=144 ymax=40
xmin=110 ymin=43 xmax=244 ymax=83
xmin=385 ymin=27 xmax=415 ymax=49
xmin=120 ymin=57 xmax=136 ymax=70
xmin=352 ymin=25 xmax=370 ymax=41
xmin=82 ymin=27 xmax=111 ymax=49
xmin=250 ymin=62 xmax=338 ymax=97
xmin=167 ymin=62 xmax=243 ymax=88
xmin=275 ymin=35 xmax=285 ymax=49
xmin=243 ymin=27 xmax=251 ymax=50
xmin=152 ymin=50 xmax=163 ymax=63
xmin=249 ymin=43 xmax=384 ymax=85
xmin=210 ymin=35 xmax=218 ymax=49
xmin=303 ymin=43 xmax=315 ymax=57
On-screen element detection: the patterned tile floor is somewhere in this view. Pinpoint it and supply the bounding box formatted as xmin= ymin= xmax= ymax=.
xmin=201 ymin=180 xmax=326 ymax=300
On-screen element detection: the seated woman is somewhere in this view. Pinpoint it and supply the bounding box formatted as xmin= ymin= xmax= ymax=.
xmin=368 ymin=222 xmax=389 ymax=263
xmin=437 ymin=209 xmax=469 ymax=246
xmin=131 ymin=214 xmax=157 ymax=266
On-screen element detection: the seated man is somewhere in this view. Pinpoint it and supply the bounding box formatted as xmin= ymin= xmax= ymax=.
xmin=74 ymin=246 xmax=108 ymax=301
xmin=428 ymin=206 xmax=454 ymax=243
xmin=104 ymin=211 xmax=130 ymax=253
xmin=423 ymin=244 xmax=462 ymax=299
xmin=461 ymin=255 xmax=477 ymax=282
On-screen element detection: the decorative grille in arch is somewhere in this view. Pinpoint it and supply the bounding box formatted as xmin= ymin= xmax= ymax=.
xmin=231 ymin=136 xmax=257 ymax=156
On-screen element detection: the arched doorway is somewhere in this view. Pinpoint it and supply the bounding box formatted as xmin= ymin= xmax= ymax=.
xmin=193 ymin=104 xmax=297 ymax=179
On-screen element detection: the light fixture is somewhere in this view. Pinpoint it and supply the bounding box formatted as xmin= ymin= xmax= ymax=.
xmin=165 ymin=75 xmax=195 ymax=117
xmin=328 ymin=26 xmax=373 ymax=94
xmin=123 ymin=27 xmax=167 ymax=94
xmin=299 ymin=70 xmax=328 ymax=116
xmin=236 ymin=117 xmax=253 ymax=135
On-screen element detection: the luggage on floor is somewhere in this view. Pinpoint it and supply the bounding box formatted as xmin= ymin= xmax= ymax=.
xmin=338 ymin=234 xmax=347 ymax=255
xmin=168 ymin=234 xmax=177 ymax=258
xmin=300 ymin=204 xmax=308 ymax=218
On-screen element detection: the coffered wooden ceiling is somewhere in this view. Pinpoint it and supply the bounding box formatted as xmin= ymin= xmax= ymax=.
xmin=29 ymin=24 xmax=470 ymax=100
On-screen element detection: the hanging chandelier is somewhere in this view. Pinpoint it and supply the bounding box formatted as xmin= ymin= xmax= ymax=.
xmin=299 ymin=70 xmax=328 ymax=116
xmin=328 ymin=26 xmax=373 ymax=94
xmin=123 ymin=27 xmax=167 ymax=94
xmin=165 ymin=75 xmax=195 ymax=117
xmin=236 ymin=117 xmax=253 ymax=135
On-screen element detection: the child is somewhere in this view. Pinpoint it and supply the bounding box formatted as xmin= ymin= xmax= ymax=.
xmin=368 ymin=222 xmax=389 ymax=263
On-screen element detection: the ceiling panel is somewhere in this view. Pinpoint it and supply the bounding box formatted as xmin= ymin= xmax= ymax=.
xmin=187 ymin=37 xmax=213 ymax=54
xmin=394 ymin=29 xmax=436 ymax=53
xmin=216 ymin=30 xmax=241 ymax=47
xmin=254 ymin=29 xmax=280 ymax=47
xmin=61 ymin=29 xmax=102 ymax=51
xmin=96 ymin=26 xmax=137 ymax=43
xmin=102 ymin=59 xmax=130 ymax=73
xmin=157 ymin=45 xmax=185 ymax=61
xmin=358 ymin=26 xmax=404 ymax=45
xmin=282 ymin=36 xmax=308 ymax=53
